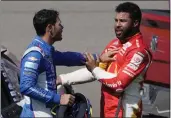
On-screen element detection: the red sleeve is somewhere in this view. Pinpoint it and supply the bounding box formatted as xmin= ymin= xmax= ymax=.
xmin=98 ymin=49 xmax=151 ymax=92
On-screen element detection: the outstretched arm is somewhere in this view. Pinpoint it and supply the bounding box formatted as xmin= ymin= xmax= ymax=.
xmin=56 ymin=51 xmax=118 ymax=85
xmin=57 ymin=68 xmax=96 ymax=85
xmin=53 ymin=51 xmax=86 ymax=66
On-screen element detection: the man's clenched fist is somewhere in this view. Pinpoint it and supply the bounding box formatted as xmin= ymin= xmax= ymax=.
xmin=60 ymin=94 xmax=75 ymax=106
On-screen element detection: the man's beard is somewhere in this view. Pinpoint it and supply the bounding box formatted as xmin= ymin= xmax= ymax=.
xmin=52 ymin=33 xmax=62 ymax=42
xmin=115 ymin=27 xmax=134 ymax=43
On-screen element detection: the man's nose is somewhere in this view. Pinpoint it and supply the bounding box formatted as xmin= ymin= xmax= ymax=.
xmin=116 ymin=21 xmax=121 ymax=27
xmin=60 ymin=24 xmax=64 ymax=29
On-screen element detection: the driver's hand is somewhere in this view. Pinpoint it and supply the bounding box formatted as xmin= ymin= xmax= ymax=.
xmin=84 ymin=52 xmax=98 ymax=72
xmin=100 ymin=48 xmax=119 ymax=63
xmin=60 ymin=94 xmax=75 ymax=106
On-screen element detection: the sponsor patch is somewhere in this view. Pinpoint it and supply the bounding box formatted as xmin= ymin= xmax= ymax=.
xmin=23 ymin=71 xmax=37 ymax=78
xmin=24 ymin=62 xmax=38 ymax=69
xmin=130 ymin=53 xmax=143 ymax=65
xmin=123 ymin=70 xmax=134 ymax=77
xmin=127 ymin=63 xmax=138 ymax=71
xmin=136 ymin=39 xmax=140 ymax=47
xmin=24 ymin=68 xmax=36 ymax=73
xmin=117 ymin=81 xmax=122 ymax=85
xmin=124 ymin=67 xmax=136 ymax=76
xmin=122 ymin=42 xmax=132 ymax=50
xmin=137 ymin=52 xmax=145 ymax=57
xmin=103 ymin=81 xmax=122 ymax=88
xmin=28 ymin=56 xmax=38 ymax=61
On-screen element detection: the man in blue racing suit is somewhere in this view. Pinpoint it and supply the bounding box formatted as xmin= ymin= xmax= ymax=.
xmin=19 ymin=9 xmax=89 ymax=117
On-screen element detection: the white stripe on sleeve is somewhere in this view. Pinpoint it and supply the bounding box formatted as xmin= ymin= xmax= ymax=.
xmin=59 ymin=68 xmax=95 ymax=85
xmin=92 ymin=67 xmax=117 ymax=80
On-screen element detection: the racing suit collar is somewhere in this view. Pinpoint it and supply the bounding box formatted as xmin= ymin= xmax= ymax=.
xmin=125 ymin=32 xmax=142 ymax=42
xmin=34 ymin=35 xmax=55 ymax=52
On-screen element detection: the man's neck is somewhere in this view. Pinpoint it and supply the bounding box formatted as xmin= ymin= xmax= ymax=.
xmin=41 ymin=35 xmax=54 ymax=45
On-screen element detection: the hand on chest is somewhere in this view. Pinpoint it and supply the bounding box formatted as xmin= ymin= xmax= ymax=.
xmin=107 ymin=41 xmax=132 ymax=66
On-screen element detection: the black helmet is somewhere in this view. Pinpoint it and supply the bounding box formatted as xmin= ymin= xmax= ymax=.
xmin=51 ymin=93 xmax=92 ymax=118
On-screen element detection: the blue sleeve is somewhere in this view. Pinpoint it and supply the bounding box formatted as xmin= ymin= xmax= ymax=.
xmin=20 ymin=51 xmax=60 ymax=104
xmin=53 ymin=51 xmax=86 ymax=66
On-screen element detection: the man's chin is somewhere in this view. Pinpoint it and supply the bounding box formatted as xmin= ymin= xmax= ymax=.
xmin=116 ymin=35 xmax=122 ymax=40
xmin=55 ymin=37 xmax=63 ymax=41
xmin=116 ymin=35 xmax=125 ymax=42
xmin=59 ymin=37 xmax=63 ymax=41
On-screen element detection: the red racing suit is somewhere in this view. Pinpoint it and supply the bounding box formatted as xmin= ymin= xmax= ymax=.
xmin=96 ymin=33 xmax=152 ymax=118
xmin=59 ymin=33 xmax=152 ymax=118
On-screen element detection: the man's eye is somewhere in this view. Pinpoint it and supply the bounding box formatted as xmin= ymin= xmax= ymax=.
xmin=120 ymin=19 xmax=127 ymax=22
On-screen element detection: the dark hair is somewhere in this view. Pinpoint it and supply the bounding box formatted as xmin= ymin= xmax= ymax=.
xmin=33 ymin=9 xmax=59 ymax=36
xmin=115 ymin=2 xmax=142 ymax=23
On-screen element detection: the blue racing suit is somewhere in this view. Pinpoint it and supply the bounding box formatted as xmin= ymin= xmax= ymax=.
xmin=20 ymin=36 xmax=86 ymax=117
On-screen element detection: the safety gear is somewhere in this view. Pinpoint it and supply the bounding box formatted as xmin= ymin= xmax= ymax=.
xmin=59 ymin=33 xmax=152 ymax=118
xmin=94 ymin=33 xmax=152 ymax=118
xmin=20 ymin=36 xmax=86 ymax=117
xmin=51 ymin=85 xmax=92 ymax=118
xmin=51 ymin=93 xmax=92 ymax=118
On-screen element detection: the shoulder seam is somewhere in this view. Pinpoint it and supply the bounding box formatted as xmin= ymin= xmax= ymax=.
xmin=22 ymin=46 xmax=45 ymax=58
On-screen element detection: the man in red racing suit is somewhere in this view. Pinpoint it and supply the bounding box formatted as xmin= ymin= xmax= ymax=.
xmin=83 ymin=2 xmax=153 ymax=117
xmin=95 ymin=32 xmax=152 ymax=118
xmin=58 ymin=32 xmax=152 ymax=118
xmin=58 ymin=33 xmax=152 ymax=118
xmin=57 ymin=2 xmax=152 ymax=118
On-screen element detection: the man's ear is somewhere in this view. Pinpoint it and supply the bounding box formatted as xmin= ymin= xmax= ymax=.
xmin=46 ymin=24 xmax=54 ymax=37
xmin=46 ymin=24 xmax=53 ymax=33
xmin=133 ymin=20 xmax=139 ymax=27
